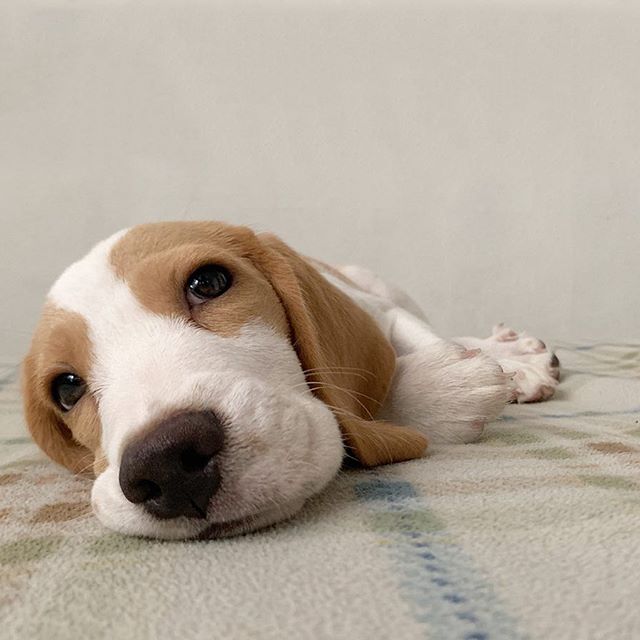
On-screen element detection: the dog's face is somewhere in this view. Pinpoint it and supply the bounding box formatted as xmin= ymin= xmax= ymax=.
xmin=22 ymin=222 xmax=427 ymax=539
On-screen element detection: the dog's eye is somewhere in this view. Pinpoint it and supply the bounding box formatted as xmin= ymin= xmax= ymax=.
xmin=51 ymin=373 xmax=87 ymax=412
xmin=186 ymin=265 xmax=232 ymax=305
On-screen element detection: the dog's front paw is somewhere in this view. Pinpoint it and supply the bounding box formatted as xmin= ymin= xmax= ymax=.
xmin=380 ymin=342 xmax=513 ymax=445
xmin=456 ymin=325 xmax=560 ymax=404
xmin=487 ymin=324 xmax=560 ymax=403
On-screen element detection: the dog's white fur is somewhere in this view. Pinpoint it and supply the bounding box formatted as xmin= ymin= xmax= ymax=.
xmin=43 ymin=229 xmax=557 ymax=539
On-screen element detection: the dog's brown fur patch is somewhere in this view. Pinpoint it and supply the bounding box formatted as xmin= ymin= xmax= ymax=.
xmin=22 ymin=305 xmax=100 ymax=474
xmin=110 ymin=223 xmax=288 ymax=338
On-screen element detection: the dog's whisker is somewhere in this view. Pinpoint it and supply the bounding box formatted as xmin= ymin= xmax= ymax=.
xmin=304 ymin=370 xmax=370 ymax=381
xmin=302 ymin=381 xmax=378 ymax=419
xmin=293 ymin=380 xmax=382 ymax=406
xmin=301 ymin=366 xmax=376 ymax=378
xmin=303 ymin=366 xmax=375 ymax=374
xmin=284 ymin=368 xmax=373 ymax=383
xmin=315 ymin=400 xmax=370 ymax=424
xmin=74 ymin=452 xmax=107 ymax=477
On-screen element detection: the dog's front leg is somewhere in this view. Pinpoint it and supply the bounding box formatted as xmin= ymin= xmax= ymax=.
xmin=380 ymin=308 xmax=513 ymax=444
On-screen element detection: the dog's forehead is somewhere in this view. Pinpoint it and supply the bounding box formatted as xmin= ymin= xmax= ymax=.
xmin=110 ymin=221 xmax=251 ymax=273
xmin=48 ymin=229 xmax=128 ymax=315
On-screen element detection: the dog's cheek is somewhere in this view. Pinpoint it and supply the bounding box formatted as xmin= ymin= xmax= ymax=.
xmin=219 ymin=390 xmax=344 ymax=508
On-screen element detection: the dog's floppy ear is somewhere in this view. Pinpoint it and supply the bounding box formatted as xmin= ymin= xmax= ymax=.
xmin=21 ymin=353 xmax=92 ymax=474
xmin=248 ymin=232 xmax=427 ymax=466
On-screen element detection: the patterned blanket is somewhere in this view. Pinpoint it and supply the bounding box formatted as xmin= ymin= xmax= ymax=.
xmin=1 ymin=344 xmax=639 ymax=639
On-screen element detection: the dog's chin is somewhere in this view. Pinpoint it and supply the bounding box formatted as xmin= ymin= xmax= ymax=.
xmin=195 ymin=499 xmax=306 ymax=540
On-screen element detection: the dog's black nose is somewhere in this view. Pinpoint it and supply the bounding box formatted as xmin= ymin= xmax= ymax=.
xmin=119 ymin=411 xmax=224 ymax=520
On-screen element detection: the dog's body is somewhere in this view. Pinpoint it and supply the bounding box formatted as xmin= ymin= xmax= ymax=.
xmin=22 ymin=222 xmax=559 ymax=539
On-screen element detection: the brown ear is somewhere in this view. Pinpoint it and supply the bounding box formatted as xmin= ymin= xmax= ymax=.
xmin=21 ymin=353 xmax=93 ymax=474
xmin=248 ymin=233 xmax=427 ymax=466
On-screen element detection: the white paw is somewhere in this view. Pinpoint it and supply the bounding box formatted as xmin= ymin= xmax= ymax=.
xmin=380 ymin=342 xmax=513 ymax=445
xmin=462 ymin=324 xmax=560 ymax=404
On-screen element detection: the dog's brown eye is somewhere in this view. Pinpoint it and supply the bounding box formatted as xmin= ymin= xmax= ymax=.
xmin=186 ymin=265 xmax=232 ymax=305
xmin=51 ymin=373 xmax=86 ymax=412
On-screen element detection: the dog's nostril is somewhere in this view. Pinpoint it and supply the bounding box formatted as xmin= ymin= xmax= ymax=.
xmin=180 ymin=449 xmax=212 ymax=473
xmin=122 ymin=478 xmax=162 ymax=504
xmin=136 ymin=479 xmax=162 ymax=502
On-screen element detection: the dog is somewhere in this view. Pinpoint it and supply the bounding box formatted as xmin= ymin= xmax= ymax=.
xmin=22 ymin=221 xmax=559 ymax=539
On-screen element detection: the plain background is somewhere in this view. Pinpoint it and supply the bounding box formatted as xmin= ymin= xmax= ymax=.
xmin=2 ymin=0 xmax=639 ymax=361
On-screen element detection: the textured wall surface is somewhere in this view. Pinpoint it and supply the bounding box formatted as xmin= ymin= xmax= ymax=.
xmin=2 ymin=1 xmax=640 ymax=359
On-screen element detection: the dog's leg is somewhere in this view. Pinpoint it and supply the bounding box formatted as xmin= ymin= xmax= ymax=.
xmin=333 ymin=265 xmax=513 ymax=444
xmin=379 ymin=339 xmax=513 ymax=444
xmin=453 ymin=324 xmax=560 ymax=403
xmin=377 ymin=308 xmax=513 ymax=444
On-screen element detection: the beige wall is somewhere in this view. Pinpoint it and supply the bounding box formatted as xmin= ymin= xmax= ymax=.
xmin=2 ymin=1 xmax=640 ymax=360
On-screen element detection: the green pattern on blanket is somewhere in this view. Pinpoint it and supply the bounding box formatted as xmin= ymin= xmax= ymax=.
xmin=1 ymin=345 xmax=640 ymax=639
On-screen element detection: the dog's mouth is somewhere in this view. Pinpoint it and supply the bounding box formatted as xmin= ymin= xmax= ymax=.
xmin=93 ymin=485 xmax=305 ymax=541
xmin=195 ymin=499 xmax=306 ymax=540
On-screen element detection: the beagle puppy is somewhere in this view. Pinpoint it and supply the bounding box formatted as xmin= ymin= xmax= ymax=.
xmin=22 ymin=222 xmax=559 ymax=539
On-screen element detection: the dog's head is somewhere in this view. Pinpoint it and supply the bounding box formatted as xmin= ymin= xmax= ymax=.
xmin=22 ymin=222 xmax=427 ymax=539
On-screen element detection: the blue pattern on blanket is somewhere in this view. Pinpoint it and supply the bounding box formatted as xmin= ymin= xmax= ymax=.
xmin=356 ymin=479 xmax=525 ymax=640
